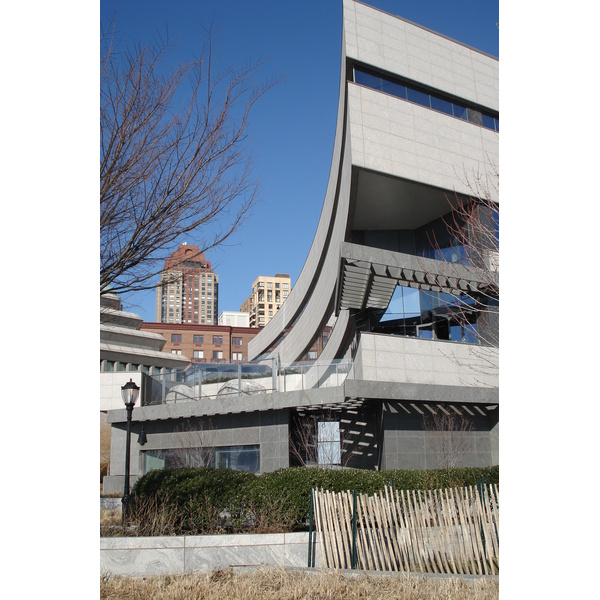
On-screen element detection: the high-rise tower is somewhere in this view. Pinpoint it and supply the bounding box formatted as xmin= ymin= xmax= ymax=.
xmin=156 ymin=243 xmax=219 ymax=325
xmin=240 ymin=274 xmax=291 ymax=328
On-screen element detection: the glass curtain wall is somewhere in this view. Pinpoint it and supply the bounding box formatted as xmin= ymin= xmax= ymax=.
xmin=377 ymin=285 xmax=478 ymax=344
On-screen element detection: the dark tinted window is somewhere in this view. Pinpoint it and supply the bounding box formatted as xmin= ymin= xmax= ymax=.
xmin=353 ymin=65 xmax=497 ymax=132
xmin=493 ymin=209 xmax=499 ymax=246
xmin=481 ymin=113 xmax=495 ymax=130
xmin=464 ymin=323 xmax=478 ymax=344
xmin=407 ymin=87 xmax=431 ymax=108
xmin=354 ymin=69 xmax=382 ymax=90
xmin=453 ymin=103 xmax=468 ymax=120
xmin=382 ymin=78 xmax=407 ymax=99
xmin=431 ymin=96 xmax=453 ymax=115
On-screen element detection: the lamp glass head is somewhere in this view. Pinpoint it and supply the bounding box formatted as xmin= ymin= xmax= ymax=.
xmin=121 ymin=378 xmax=140 ymax=407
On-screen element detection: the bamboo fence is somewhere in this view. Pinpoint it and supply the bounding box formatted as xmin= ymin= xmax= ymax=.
xmin=312 ymin=484 xmax=499 ymax=575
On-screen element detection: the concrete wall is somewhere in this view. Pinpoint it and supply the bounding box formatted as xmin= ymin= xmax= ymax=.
xmin=343 ymin=0 xmax=498 ymax=111
xmin=101 ymin=372 xmax=144 ymax=412
xmin=339 ymin=404 xmax=380 ymax=470
xmin=347 ymin=84 xmax=499 ymax=202
xmin=290 ymin=404 xmax=379 ymax=470
xmin=100 ymin=532 xmax=319 ymax=576
xmin=103 ymin=410 xmax=290 ymax=495
xmin=354 ymin=333 xmax=498 ymax=389
xmin=380 ymin=400 xmax=498 ymax=470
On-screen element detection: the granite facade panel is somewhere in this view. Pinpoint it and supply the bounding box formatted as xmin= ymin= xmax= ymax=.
xmin=101 ymin=533 xmax=317 ymax=576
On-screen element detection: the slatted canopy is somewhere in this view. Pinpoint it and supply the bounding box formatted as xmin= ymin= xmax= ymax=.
xmin=337 ymin=242 xmax=496 ymax=312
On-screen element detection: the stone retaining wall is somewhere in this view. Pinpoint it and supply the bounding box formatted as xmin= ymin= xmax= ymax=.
xmin=100 ymin=532 xmax=320 ymax=576
xmin=101 ymin=498 xmax=122 ymax=511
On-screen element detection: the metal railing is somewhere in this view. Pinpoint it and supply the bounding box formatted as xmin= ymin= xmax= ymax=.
xmin=142 ymin=359 xmax=353 ymax=406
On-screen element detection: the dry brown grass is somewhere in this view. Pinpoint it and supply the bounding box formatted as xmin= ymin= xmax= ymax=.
xmin=100 ymin=567 xmax=498 ymax=599
xmin=100 ymin=510 xmax=122 ymax=527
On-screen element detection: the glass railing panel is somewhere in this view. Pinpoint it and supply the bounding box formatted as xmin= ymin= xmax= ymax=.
xmin=141 ymin=358 xmax=354 ymax=405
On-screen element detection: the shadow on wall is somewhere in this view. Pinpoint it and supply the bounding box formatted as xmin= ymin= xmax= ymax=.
xmin=380 ymin=401 xmax=498 ymax=470
xmin=289 ymin=404 xmax=379 ymax=470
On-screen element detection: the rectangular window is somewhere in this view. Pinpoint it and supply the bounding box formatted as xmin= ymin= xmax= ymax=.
xmin=212 ymin=350 xmax=223 ymax=359
xmin=213 ymin=335 xmax=223 ymax=345
xmin=417 ymin=324 xmax=434 ymax=339
xmin=171 ymin=334 xmax=182 ymax=343
xmin=381 ymin=78 xmax=407 ymax=99
xmin=143 ymin=445 xmax=260 ymax=474
xmin=354 ymin=68 xmax=382 ymax=90
xmin=466 ymin=108 xmax=483 ymax=126
xmin=232 ymin=352 xmax=242 ymax=361
xmin=452 ymin=102 xmax=468 ymax=120
xmin=406 ymin=87 xmax=431 ymax=108
xmin=464 ymin=322 xmax=478 ymax=344
xmin=171 ymin=349 xmax=182 ymax=355
xmin=193 ymin=335 xmax=203 ymax=344
xmin=481 ymin=113 xmax=496 ymax=130
xmin=430 ymin=95 xmax=453 ymax=116
xmin=318 ymin=422 xmax=341 ymax=466
xmin=232 ymin=337 xmax=242 ymax=346
xmin=215 ymin=445 xmax=260 ymax=473
xmin=193 ymin=350 xmax=203 ymax=359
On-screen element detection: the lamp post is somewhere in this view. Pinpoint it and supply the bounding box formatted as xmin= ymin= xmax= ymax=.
xmin=121 ymin=378 xmax=140 ymax=527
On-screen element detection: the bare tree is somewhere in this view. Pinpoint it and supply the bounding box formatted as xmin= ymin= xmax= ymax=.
xmin=101 ymin=23 xmax=279 ymax=296
xmin=397 ymin=166 xmax=500 ymax=387
xmin=421 ymin=166 xmax=499 ymax=349
xmin=423 ymin=408 xmax=474 ymax=471
xmin=170 ymin=419 xmax=216 ymax=469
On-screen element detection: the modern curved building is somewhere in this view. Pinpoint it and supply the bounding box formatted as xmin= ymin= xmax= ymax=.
xmin=249 ymin=0 xmax=498 ymax=367
xmin=103 ymin=0 xmax=499 ymax=494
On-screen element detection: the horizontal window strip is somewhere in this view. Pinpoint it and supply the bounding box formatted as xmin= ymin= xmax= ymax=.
xmin=353 ymin=66 xmax=499 ymax=133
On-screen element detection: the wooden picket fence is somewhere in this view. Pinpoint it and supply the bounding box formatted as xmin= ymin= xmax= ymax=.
xmin=311 ymin=484 xmax=499 ymax=575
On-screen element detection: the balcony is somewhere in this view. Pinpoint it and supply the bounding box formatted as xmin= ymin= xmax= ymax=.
xmin=142 ymin=359 xmax=353 ymax=406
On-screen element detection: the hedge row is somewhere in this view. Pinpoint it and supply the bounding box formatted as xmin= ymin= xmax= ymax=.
xmin=130 ymin=465 xmax=498 ymax=535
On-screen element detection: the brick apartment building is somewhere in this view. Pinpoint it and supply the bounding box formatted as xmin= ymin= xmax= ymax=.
xmin=140 ymin=322 xmax=261 ymax=363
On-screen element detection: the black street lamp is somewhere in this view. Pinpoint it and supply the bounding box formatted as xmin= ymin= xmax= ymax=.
xmin=121 ymin=378 xmax=140 ymax=527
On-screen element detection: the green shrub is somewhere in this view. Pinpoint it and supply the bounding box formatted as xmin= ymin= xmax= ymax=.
xmin=129 ymin=465 xmax=498 ymax=535
xmin=131 ymin=467 xmax=258 ymax=533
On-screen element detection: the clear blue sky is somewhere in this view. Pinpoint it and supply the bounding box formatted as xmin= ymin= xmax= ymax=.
xmin=101 ymin=0 xmax=499 ymax=322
